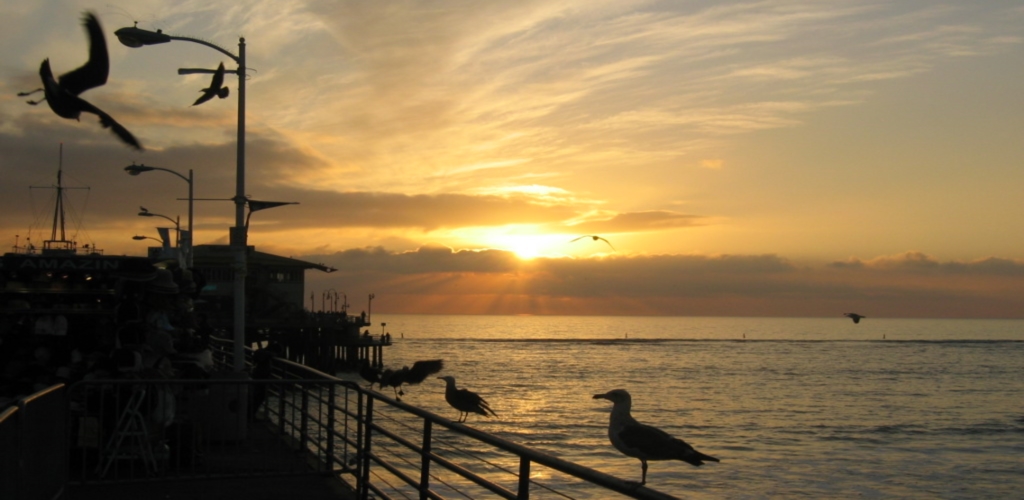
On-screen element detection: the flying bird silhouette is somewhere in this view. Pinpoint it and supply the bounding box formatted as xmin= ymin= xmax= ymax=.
xmin=18 ymin=12 xmax=141 ymax=150
xmin=362 ymin=359 xmax=443 ymax=400
xmin=844 ymin=313 xmax=865 ymax=324
xmin=192 ymin=62 xmax=230 ymax=106
xmin=594 ymin=389 xmax=718 ymax=485
xmin=438 ymin=376 xmax=497 ymax=423
xmin=571 ymin=235 xmax=615 ymax=251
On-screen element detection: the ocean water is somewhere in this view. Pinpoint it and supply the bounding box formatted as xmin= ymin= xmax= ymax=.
xmin=340 ymin=315 xmax=1024 ymax=499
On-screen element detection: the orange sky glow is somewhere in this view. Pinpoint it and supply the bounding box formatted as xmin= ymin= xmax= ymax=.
xmin=2 ymin=1 xmax=1023 ymax=318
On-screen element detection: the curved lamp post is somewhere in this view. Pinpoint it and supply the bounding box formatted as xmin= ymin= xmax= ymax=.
xmin=131 ymin=235 xmax=163 ymax=243
xmin=116 ymin=24 xmax=248 ymax=372
xmin=138 ymin=207 xmax=180 ymax=241
xmin=126 ymin=163 xmax=193 ymax=268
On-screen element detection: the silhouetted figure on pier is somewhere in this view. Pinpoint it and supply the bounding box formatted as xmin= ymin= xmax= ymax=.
xmin=249 ymin=342 xmax=282 ymax=420
xmin=594 ymin=389 xmax=718 ymax=485
xmin=438 ymin=375 xmax=497 ymax=423
xmin=18 ymin=12 xmax=141 ymax=149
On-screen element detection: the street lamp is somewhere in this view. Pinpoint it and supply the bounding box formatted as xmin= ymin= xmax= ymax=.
xmin=125 ymin=163 xmax=193 ymax=268
xmin=138 ymin=207 xmax=180 ymax=243
xmin=117 ymin=23 xmax=248 ymax=373
xmin=131 ymin=235 xmax=162 ymax=243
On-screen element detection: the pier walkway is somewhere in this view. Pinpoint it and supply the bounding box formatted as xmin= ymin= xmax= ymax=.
xmin=68 ymin=420 xmax=356 ymax=500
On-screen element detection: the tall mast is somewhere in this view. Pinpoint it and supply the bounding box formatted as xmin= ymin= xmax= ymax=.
xmin=30 ymin=143 xmax=88 ymax=254
xmin=50 ymin=143 xmax=68 ymax=245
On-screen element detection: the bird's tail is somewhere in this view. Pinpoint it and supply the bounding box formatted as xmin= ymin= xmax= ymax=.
xmin=681 ymin=449 xmax=719 ymax=466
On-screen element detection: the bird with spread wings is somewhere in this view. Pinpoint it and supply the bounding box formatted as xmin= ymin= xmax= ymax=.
xmin=571 ymin=235 xmax=615 ymax=251
xmin=18 ymin=12 xmax=141 ymax=150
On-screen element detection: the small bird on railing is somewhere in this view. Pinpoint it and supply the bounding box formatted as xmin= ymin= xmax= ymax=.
xmin=362 ymin=359 xmax=444 ymax=400
xmin=192 ymin=62 xmax=230 ymax=106
xmin=438 ymin=375 xmax=497 ymax=423
xmin=17 ymin=12 xmax=141 ymax=150
xmin=594 ymin=389 xmax=718 ymax=485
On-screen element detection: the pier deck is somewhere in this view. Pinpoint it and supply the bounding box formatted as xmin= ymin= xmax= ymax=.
xmin=67 ymin=419 xmax=357 ymax=500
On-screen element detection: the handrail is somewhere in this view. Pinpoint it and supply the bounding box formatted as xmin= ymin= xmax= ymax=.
xmin=268 ymin=349 xmax=679 ymax=499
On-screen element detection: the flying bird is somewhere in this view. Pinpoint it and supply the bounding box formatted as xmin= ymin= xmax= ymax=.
xmin=438 ymin=376 xmax=497 ymax=423
xmin=844 ymin=313 xmax=865 ymax=324
xmin=18 ymin=12 xmax=141 ymax=150
xmin=571 ymin=235 xmax=615 ymax=251
xmin=593 ymin=389 xmax=718 ymax=485
xmin=365 ymin=359 xmax=444 ymax=400
xmin=192 ymin=62 xmax=230 ymax=106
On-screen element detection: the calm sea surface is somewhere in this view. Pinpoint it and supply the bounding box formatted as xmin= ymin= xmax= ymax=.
xmin=338 ymin=315 xmax=1024 ymax=499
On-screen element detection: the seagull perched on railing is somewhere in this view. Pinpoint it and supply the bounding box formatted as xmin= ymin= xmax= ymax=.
xmin=844 ymin=313 xmax=866 ymax=324
xmin=361 ymin=359 xmax=443 ymax=400
xmin=594 ymin=389 xmax=718 ymax=485
xmin=192 ymin=62 xmax=230 ymax=106
xmin=571 ymin=235 xmax=615 ymax=251
xmin=18 ymin=12 xmax=141 ymax=150
xmin=438 ymin=376 xmax=497 ymax=423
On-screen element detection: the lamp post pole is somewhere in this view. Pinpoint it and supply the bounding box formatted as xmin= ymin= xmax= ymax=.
xmin=125 ymin=164 xmax=193 ymax=268
xmin=116 ymin=26 xmax=249 ymax=373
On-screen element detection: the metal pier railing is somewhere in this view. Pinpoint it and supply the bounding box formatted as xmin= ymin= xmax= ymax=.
xmin=4 ymin=340 xmax=679 ymax=500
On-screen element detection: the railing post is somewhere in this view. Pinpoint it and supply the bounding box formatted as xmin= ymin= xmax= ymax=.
xmin=419 ymin=419 xmax=432 ymax=499
xmin=326 ymin=384 xmax=336 ymax=473
xmin=360 ymin=395 xmax=374 ymax=500
xmin=517 ymin=457 xmax=531 ymax=499
xmin=300 ymin=386 xmax=310 ymax=452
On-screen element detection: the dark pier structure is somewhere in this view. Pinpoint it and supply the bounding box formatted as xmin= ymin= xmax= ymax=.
xmin=257 ymin=312 xmax=390 ymax=373
xmin=169 ymin=244 xmax=390 ymax=373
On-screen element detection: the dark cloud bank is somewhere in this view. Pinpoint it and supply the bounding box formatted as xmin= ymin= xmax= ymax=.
xmin=302 ymin=248 xmax=1024 ymax=318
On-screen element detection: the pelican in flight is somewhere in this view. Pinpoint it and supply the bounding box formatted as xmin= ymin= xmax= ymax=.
xmin=438 ymin=376 xmax=497 ymax=423
xmin=844 ymin=313 xmax=866 ymax=324
xmin=594 ymin=389 xmax=719 ymax=485
xmin=18 ymin=12 xmax=141 ymax=150
xmin=571 ymin=235 xmax=615 ymax=251
xmin=193 ymin=62 xmax=230 ymax=106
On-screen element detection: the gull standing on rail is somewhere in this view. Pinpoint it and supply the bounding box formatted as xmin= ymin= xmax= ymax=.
xmin=18 ymin=12 xmax=141 ymax=150
xmin=438 ymin=376 xmax=497 ymax=423
xmin=594 ymin=389 xmax=719 ymax=485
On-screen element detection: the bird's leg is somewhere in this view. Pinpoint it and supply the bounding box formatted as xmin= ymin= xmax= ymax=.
xmin=640 ymin=460 xmax=648 ymax=485
xmin=17 ymin=88 xmax=42 ymax=97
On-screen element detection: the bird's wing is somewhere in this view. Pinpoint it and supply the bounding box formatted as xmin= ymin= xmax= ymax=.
xmin=210 ymin=62 xmax=226 ymax=88
xmin=597 ymin=237 xmax=615 ymax=250
xmin=618 ymin=422 xmax=685 ymax=458
xmin=79 ymin=99 xmax=142 ymax=150
xmin=403 ymin=359 xmax=444 ymax=384
xmin=193 ymin=91 xmax=216 ymax=107
xmin=619 ymin=423 xmax=717 ymax=465
xmin=59 ymin=12 xmax=109 ymax=95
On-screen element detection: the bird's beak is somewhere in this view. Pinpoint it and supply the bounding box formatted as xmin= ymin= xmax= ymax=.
xmin=593 ymin=393 xmax=607 ymax=400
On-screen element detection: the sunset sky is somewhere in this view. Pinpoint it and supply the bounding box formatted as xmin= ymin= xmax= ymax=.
xmin=2 ymin=1 xmax=1023 ymax=318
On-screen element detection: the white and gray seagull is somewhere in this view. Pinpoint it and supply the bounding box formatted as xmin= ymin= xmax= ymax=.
xmin=438 ymin=376 xmax=497 ymax=423
xmin=593 ymin=389 xmax=719 ymax=485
